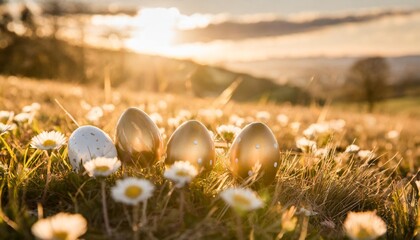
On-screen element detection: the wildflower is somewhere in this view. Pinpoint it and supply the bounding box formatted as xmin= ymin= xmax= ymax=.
xmin=217 ymin=124 xmax=241 ymax=142
xmin=386 ymin=130 xmax=399 ymax=140
xmin=303 ymin=123 xmax=330 ymax=138
xmin=164 ymin=161 xmax=198 ymax=188
xmin=296 ymin=137 xmax=317 ymax=153
xmin=320 ymin=220 xmax=336 ymax=229
xmin=168 ymin=117 xmax=182 ymax=128
xmin=157 ymin=100 xmax=168 ymax=110
xmin=30 ymin=131 xmax=66 ymax=150
xmin=220 ymin=187 xmax=263 ymax=212
xmin=0 ymin=110 xmax=14 ymax=121
xmin=86 ymin=106 xmax=103 ymax=122
xmin=0 ymin=123 xmax=14 ymax=135
xmin=111 ymin=177 xmax=155 ymax=205
xmin=22 ymin=102 xmax=41 ymax=113
xmin=14 ymin=112 xmax=34 ymax=123
xmin=102 ymin=104 xmax=115 ymax=112
xmin=149 ymin=112 xmax=163 ymax=125
xmin=345 ymin=144 xmax=360 ymax=153
xmin=230 ymin=114 xmax=245 ymax=127
xmin=297 ymin=207 xmax=318 ymax=216
xmin=328 ymin=119 xmax=346 ymax=132
xmin=198 ymin=109 xmax=223 ymax=123
xmin=344 ymin=211 xmax=387 ymax=240
xmin=31 ymin=212 xmax=87 ymax=240
xmin=83 ymin=157 xmax=121 ymax=177
xmin=178 ymin=109 xmax=192 ymax=120
xmin=357 ymin=150 xmax=376 ymax=161
xmin=276 ymin=114 xmax=289 ymax=127
xmin=314 ymin=148 xmax=329 ymax=158
xmin=256 ymin=111 xmax=271 ymax=122
xmin=80 ymin=100 xmax=91 ymax=110
xmin=290 ymin=122 xmax=301 ymax=132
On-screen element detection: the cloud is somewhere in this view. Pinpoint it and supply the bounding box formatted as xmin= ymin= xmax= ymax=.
xmin=174 ymin=9 xmax=420 ymax=43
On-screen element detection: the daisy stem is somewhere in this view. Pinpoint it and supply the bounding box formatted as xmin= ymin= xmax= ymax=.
xmin=235 ymin=212 xmax=245 ymax=240
xmin=133 ymin=203 xmax=140 ymax=240
xmin=179 ymin=188 xmax=185 ymax=229
xmin=141 ymin=200 xmax=147 ymax=226
xmin=41 ymin=150 xmax=52 ymax=202
xmin=101 ymin=180 xmax=112 ymax=237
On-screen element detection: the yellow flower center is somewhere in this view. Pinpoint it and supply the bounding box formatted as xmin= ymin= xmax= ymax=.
xmin=43 ymin=139 xmax=57 ymax=147
xmin=94 ymin=165 xmax=110 ymax=173
xmin=232 ymin=194 xmax=251 ymax=207
xmin=175 ymin=169 xmax=190 ymax=177
xmin=125 ymin=185 xmax=143 ymax=199
xmin=52 ymin=231 xmax=69 ymax=240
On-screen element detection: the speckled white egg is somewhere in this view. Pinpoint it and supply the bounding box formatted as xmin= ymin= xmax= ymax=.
xmin=68 ymin=125 xmax=117 ymax=171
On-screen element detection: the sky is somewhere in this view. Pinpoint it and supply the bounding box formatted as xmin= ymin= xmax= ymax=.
xmin=88 ymin=0 xmax=420 ymax=16
xmin=58 ymin=0 xmax=420 ymax=68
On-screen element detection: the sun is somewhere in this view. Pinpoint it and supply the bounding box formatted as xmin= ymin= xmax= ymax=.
xmin=125 ymin=8 xmax=179 ymax=53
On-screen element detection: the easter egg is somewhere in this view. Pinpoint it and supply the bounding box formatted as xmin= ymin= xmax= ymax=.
xmin=115 ymin=107 xmax=163 ymax=166
xmin=68 ymin=125 xmax=117 ymax=171
xmin=166 ymin=120 xmax=215 ymax=170
xmin=229 ymin=122 xmax=280 ymax=184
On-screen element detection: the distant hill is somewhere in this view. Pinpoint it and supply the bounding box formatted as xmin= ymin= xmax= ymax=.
xmin=224 ymin=55 xmax=420 ymax=99
xmin=0 ymin=36 xmax=311 ymax=104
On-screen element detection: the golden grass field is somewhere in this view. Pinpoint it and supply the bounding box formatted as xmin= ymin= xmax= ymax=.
xmin=0 ymin=75 xmax=419 ymax=239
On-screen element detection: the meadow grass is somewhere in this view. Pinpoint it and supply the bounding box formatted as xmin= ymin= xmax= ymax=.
xmin=0 ymin=76 xmax=419 ymax=239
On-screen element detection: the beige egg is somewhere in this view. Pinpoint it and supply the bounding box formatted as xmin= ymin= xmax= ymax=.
xmin=229 ymin=122 xmax=280 ymax=184
xmin=115 ymin=107 xmax=163 ymax=166
xmin=166 ymin=120 xmax=215 ymax=170
xmin=68 ymin=125 xmax=117 ymax=172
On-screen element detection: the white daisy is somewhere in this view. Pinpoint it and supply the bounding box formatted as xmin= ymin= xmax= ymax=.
xmin=386 ymin=130 xmax=399 ymax=140
xmin=101 ymin=104 xmax=115 ymax=112
xmin=256 ymin=111 xmax=271 ymax=122
xmin=297 ymin=207 xmax=318 ymax=216
xmin=229 ymin=114 xmax=245 ymax=127
xmin=149 ymin=112 xmax=163 ymax=125
xmin=30 ymin=131 xmax=66 ymax=150
xmin=14 ymin=112 xmax=34 ymax=123
xmin=111 ymin=177 xmax=155 ymax=205
xmin=276 ymin=114 xmax=289 ymax=127
xmin=198 ymin=109 xmax=223 ymax=123
xmin=177 ymin=109 xmax=192 ymax=120
xmin=31 ymin=212 xmax=87 ymax=240
xmin=345 ymin=144 xmax=360 ymax=153
xmin=164 ymin=161 xmax=198 ymax=188
xmin=86 ymin=106 xmax=103 ymax=122
xmin=83 ymin=157 xmax=121 ymax=177
xmin=357 ymin=150 xmax=376 ymax=161
xmin=168 ymin=117 xmax=182 ymax=128
xmin=296 ymin=137 xmax=317 ymax=153
xmin=217 ymin=124 xmax=241 ymax=142
xmin=290 ymin=122 xmax=301 ymax=133
xmin=22 ymin=102 xmax=41 ymax=113
xmin=220 ymin=187 xmax=263 ymax=212
xmin=344 ymin=211 xmax=387 ymax=240
xmin=0 ymin=110 xmax=14 ymax=121
xmin=0 ymin=123 xmax=15 ymax=135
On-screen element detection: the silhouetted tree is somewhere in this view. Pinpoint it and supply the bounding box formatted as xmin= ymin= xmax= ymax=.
xmin=345 ymin=57 xmax=389 ymax=112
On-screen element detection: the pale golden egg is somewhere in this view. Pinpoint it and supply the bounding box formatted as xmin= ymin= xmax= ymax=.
xmin=166 ymin=120 xmax=215 ymax=170
xmin=229 ymin=122 xmax=280 ymax=184
xmin=115 ymin=107 xmax=163 ymax=166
